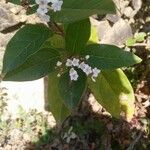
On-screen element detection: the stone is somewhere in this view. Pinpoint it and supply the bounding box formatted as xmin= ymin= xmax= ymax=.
xmin=123 ymin=7 xmax=135 ymax=18
xmin=132 ymin=0 xmax=142 ymax=11
xmin=98 ymin=19 xmax=133 ymax=46
xmin=0 ymin=2 xmax=21 ymax=31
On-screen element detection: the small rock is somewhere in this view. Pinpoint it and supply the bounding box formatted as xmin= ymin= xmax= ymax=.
xmin=0 ymin=3 xmax=20 ymax=31
xmin=123 ymin=7 xmax=135 ymax=18
xmin=98 ymin=19 xmax=133 ymax=46
xmin=106 ymin=14 xmax=121 ymax=23
xmin=132 ymin=0 xmax=142 ymax=11
xmin=23 ymin=134 xmax=31 ymax=142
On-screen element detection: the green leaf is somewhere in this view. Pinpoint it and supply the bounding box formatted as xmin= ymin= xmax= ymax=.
xmin=88 ymin=69 xmax=135 ymax=120
xmin=59 ymin=70 xmax=87 ymax=110
xmin=8 ymin=0 xmax=21 ymax=5
xmin=134 ymin=32 xmax=146 ymax=42
xmin=50 ymin=0 xmax=116 ymax=23
xmin=3 ymin=47 xmax=60 ymax=81
xmin=8 ymin=0 xmax=35 ymax=5
xmin=50 ymin=34 xmax=65 ymax=49
xmin=83 ymin=44 xmax=142 ymax=70
xmin=65 ymin=19 xmax=91 ymax=54
xmin=2 ymin=24 xmax=53 ymax=75
xmin=126 ymin=37 xmax=136 ymax=46
xmin=47 ymin=72 xmax=70 ymax=123
xmin=88 ymin=25 xmax=99 ymax=44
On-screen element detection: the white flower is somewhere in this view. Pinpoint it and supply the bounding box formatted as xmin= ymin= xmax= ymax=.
xmin=48 ymin=0 xmax=58 ymax=3
xmin=51 ymin=0 xmax=63 ymax=12
xmin=72 ymin=58 xmax=79 ymax=67
xmin=92 ymin=68 xmax=100 ymax=77
xmin=85 ymin=55 xmax=90 ymax=60
xmin=91 ymin=68 xmax=100 ymax=82
xmin=35 ymin=0 xmax=49 ymax=8
xmin=70 ymin=73 xmax=78 ymax=81
xmin=83 ymin=64 xmax=92 ymax=75
xmin=66 ymin=59 xmax=72 ymax=67
xmin=57 ymin=73 xmax=61 ymax=77
xmin=56 ymin=61 xmax=62 ymax=66
xmin=78 ymin=62 xmax=86 ymax=70
xmin=37 ymin=7 xmax=48 ymax=15
xmin=69 ymin=68 xmax=76 ymax=75
xmin=70 ymin=73 xmax=79 ymax=81
xmin=38 ymin=14 xmax=50 ymax=22
xmin=69 ymin=68 xmax=78 ymax=81
xmin=47 ymin=0 xmax=53 ymax=2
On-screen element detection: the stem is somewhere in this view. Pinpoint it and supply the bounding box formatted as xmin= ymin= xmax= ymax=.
xmin=48 ymin=21 xmax=64 ymax=36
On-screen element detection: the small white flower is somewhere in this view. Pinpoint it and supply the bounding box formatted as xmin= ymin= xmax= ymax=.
xmin=70 ymin=73 xmax=79 ymax=81
xmin=47 ymin=0 xmax=53 ymax=2
xmin=56 ymin=61 xmax=62 ymax=66
xmin=57 ymin=73 xmax=61 ymax=77
xmin=78 ymin=62 xmax=86 ymax=70
xmin=37 ymin=7 xmax=48 ymax=15
xmin=69 ymin=68 xmax=79 ymax=81
xmin=92 ymin=68 xmax=100 ymax=77
xmin=72 ymin=58 xmax=79 ymax=67
xmin=83 ymin=64 xmax=92 ymax=75
xmin=70 ymin=132 xmax=77 ymax=139
xmin=85 ymin=55 xmax=90 ymax=60
xmin=35 ymin=0 xmax=49 ymax=7
xmin=49 ymin=0 xmax=58 ymax=3
xmin=66 ymin=59 xmax=72 ymax=67
xmin=51 ymin=0 xmax=63 ymax=12
xmin=69 ymin=68 xmax=76 ymax=75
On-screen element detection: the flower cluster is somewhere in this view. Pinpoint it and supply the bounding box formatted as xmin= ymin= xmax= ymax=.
xmin=56 ymin=56 xmax=101 ymax=82
xmin=35 ymin=0 xmax=63 ymax=22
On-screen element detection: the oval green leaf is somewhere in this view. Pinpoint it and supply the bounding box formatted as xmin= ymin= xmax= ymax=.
xmin=88 ymin=69 xmax=135 ymax=121
xmin=3 ymin=47 xmax=61 ymax=81
xmin=47 ymin=72 xmax=70 ymax=124
xmin=50 ymin=0 xmax=116 ymax=23
xmin=59 ymin=69 xmax=87 ymax=110
xmin=65 ymin=19 xmax=91 ymax=54
xmin=83 ymin=44 xmax=142 ymax=70
xmin=2 ymin=24 xmax=53 ymax=75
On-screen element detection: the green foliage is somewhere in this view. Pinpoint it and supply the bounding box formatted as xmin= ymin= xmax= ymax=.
xmin=47 ymin=72 xmax=70 ymax=123
xmin=1 ymin=0 xmax=142 ymax=122
xmin=2 ymin=24 xmax=53 ymax=76
xmin=126 ymin=32 xmax=146 ymax=46
xmin=50 ymin=0 xmax=116 ymax=23
xmin=3 ymin=47 xmax=61 ymax=81
xmin=59 ymin=70 xmax=87 ymax=110
xmin=8 ymin=0 xmax=21 ymax=5
xmin=134 ymin=32 xmax=146 ymax=42
xmin=8 ymin=0 xmax=34 ymax=5
xmin=83 ymin=44 xmax=142 ymax=70
xmin=88 ymin=69 xmax=135 ymax=120
xmin=88 ymin=25 xmax=99 ymax=44
xmin=126 ymin=37 xmax=136 ymax=46
xmin=49 ymin=34 xmax=65 ymax=49
xmin=65 ymin=19 xmax=91 ymax=54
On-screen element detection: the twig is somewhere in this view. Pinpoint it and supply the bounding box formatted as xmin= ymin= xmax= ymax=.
xmin=127 ymin=131 xmax=143 ymax=150
xmin=48 ymin=21 xmax=64 ymax=36
xmin=53 ymin=22 xmax=64 ymax=36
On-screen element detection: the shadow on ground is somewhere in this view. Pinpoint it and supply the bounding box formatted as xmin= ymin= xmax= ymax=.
xmin=25 ymin=112 xmax=150 ymax=150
